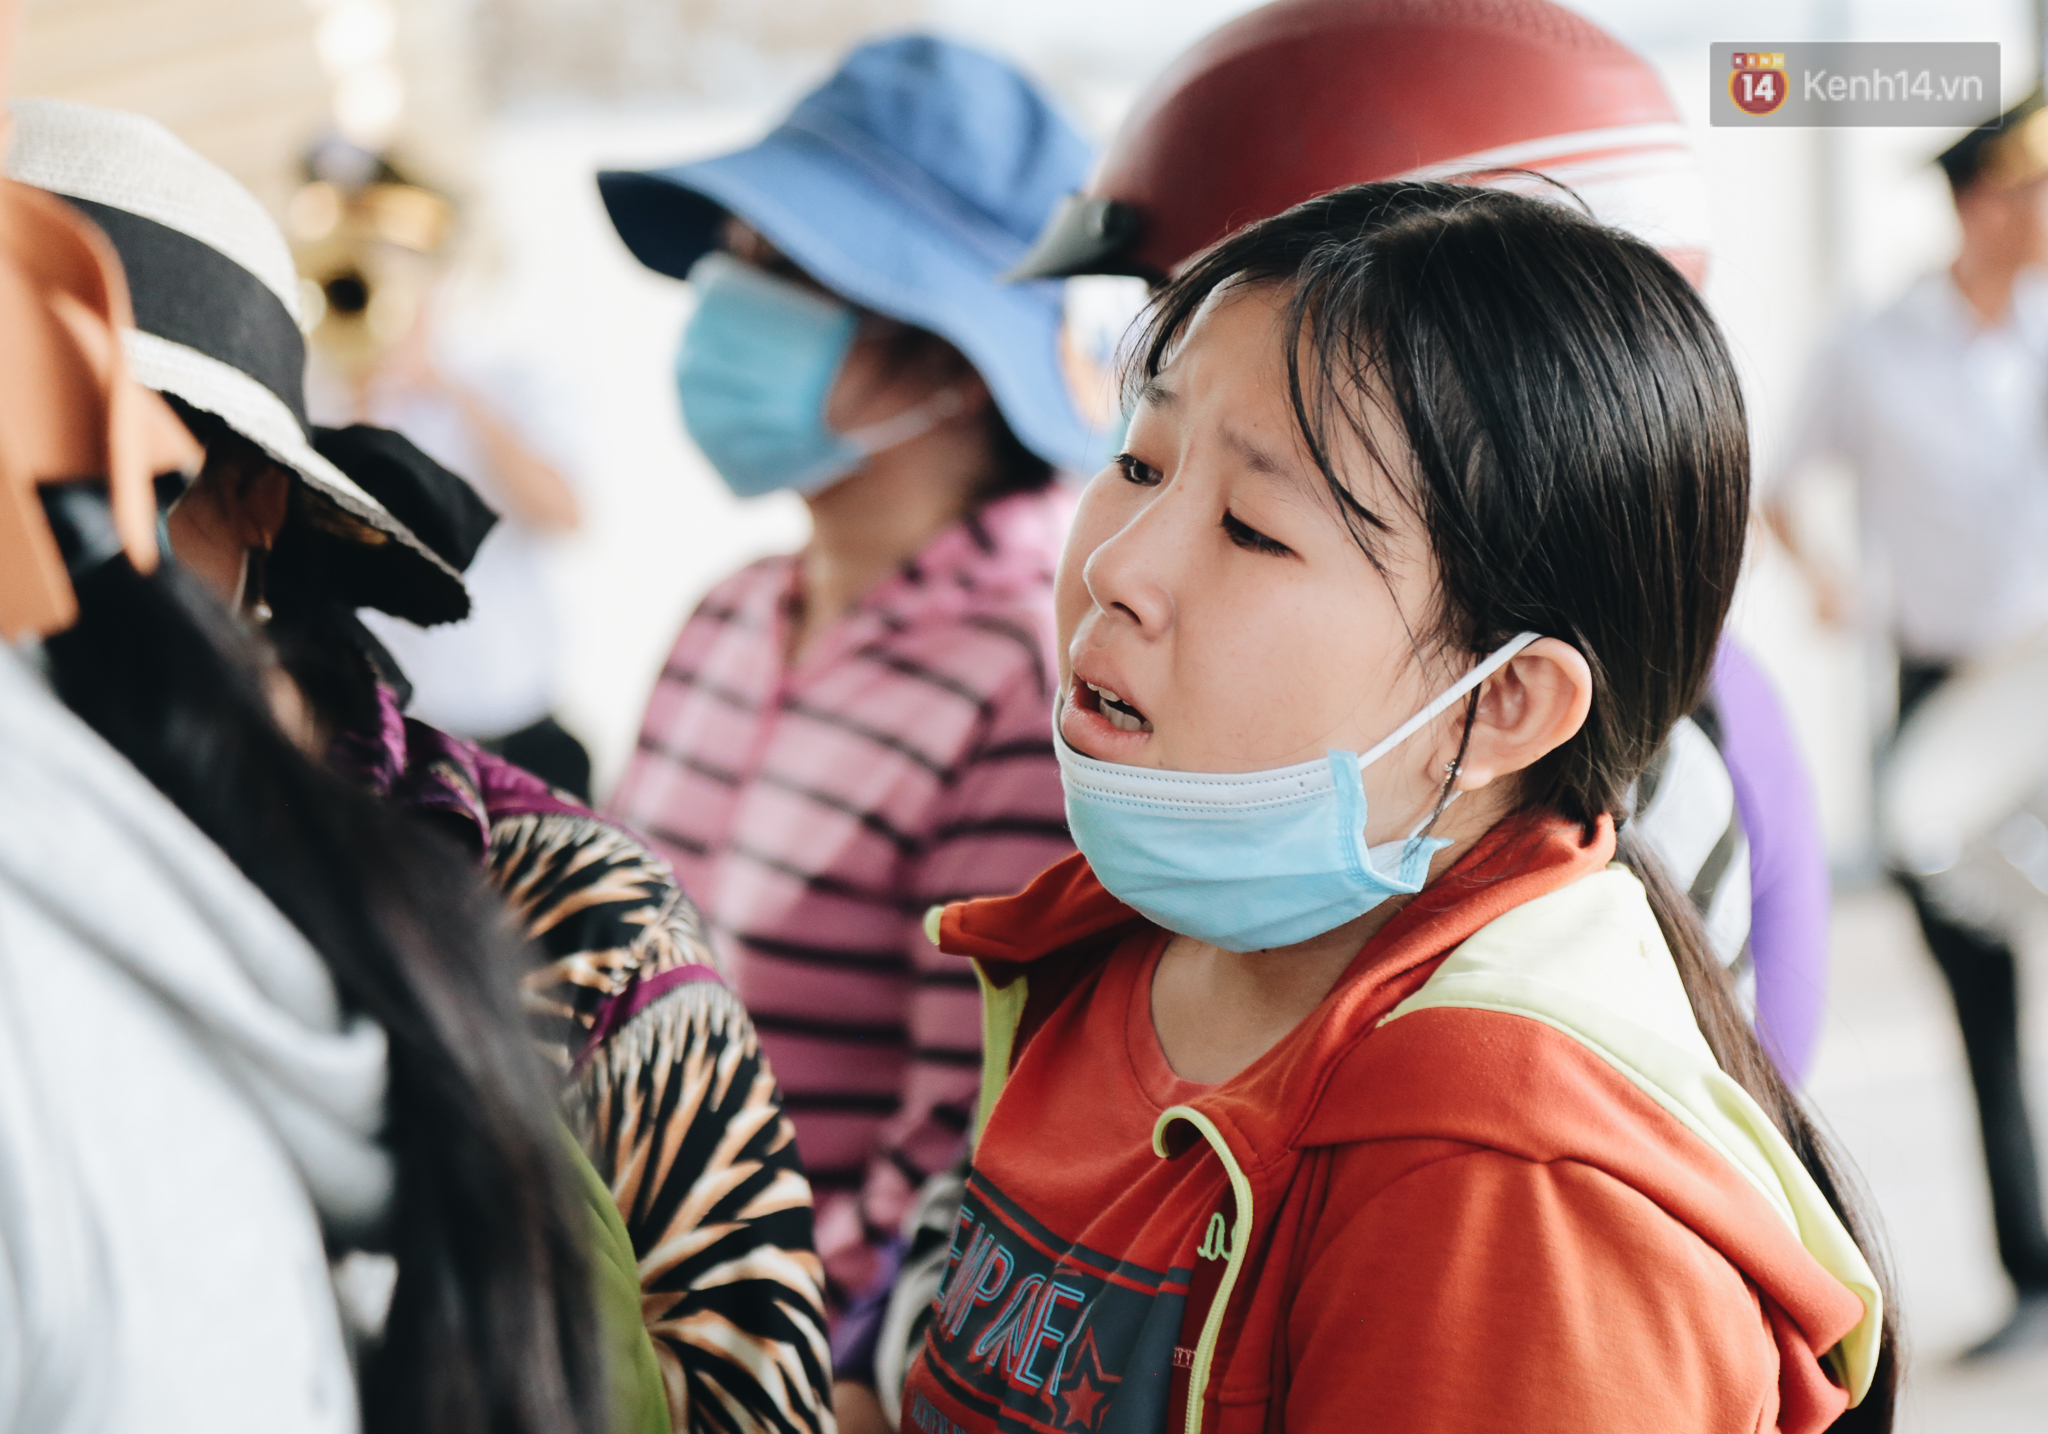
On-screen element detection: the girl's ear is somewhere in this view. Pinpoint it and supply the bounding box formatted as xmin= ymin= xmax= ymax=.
xmin=1450 ymin=637 xmax=1592 ymax=792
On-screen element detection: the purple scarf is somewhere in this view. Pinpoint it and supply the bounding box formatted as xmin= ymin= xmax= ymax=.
xmin=330 ymin=682 xmax=586 ymax=858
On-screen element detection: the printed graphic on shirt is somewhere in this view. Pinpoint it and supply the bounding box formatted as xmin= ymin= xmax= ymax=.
xmin=916 ymin=1172 xmax=1196 ymax=1434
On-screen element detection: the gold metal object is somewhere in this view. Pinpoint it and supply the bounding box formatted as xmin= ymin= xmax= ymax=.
xmin=288 ymin=172 xmax=455 ymax=377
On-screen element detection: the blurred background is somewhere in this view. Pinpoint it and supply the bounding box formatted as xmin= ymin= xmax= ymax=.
xmin=12 ymin=0 xmax=2048 ymax=1422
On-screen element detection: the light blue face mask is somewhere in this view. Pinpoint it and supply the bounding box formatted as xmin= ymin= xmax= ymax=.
xmin=1056 ymin=632 xmax=1542 ymax=952
xmin=674 ymin=253 xmax=962 ymax=499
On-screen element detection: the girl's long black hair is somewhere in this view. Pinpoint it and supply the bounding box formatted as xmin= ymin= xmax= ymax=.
xmin=38 ymin=491 xmax=606 ymax=1434
xmin=1133 ymin=182 xmax=1898 ymax=1427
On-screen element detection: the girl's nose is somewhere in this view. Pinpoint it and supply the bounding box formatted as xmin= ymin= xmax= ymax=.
xmin=1081 ymin=489 xmax=1180 ymax=639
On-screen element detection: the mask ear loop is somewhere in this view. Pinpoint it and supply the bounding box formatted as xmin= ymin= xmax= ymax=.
xmin=1355 ymin=630 xmax=1540 ymax=768
xmin=840 ymin=385 xmax=967 ymax=456
xmin=1414 ymin=687 xmax=1482 ymax=842
xmin=1381 ymin=632 xmax=1541 ymax=847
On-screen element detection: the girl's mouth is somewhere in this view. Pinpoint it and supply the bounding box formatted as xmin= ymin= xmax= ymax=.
xmin=1081 ymin=681 xmax=1152 ymax=734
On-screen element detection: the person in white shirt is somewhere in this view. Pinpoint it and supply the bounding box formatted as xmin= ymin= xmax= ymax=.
xmin=1766 ymin=93 xmax=2048 ymax=1357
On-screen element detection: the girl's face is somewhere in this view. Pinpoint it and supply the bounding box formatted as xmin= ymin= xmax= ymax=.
xmin=1056 ymin=282 xmax=1458 ymax=842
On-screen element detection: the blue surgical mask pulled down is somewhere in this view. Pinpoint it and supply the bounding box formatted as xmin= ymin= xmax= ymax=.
xmin=1057 ymin=632 xmax=1542 ymax=952
xmin=674 ymin=253 xmax=960 ymax=499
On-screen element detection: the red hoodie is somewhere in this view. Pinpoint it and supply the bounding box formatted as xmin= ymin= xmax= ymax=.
xmin=899 ymin=816 xmax=1875 ymax=1434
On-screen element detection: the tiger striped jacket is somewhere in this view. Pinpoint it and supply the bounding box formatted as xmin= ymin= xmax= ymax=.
xmin=335 ymin=686 xmax=831 ymax=1434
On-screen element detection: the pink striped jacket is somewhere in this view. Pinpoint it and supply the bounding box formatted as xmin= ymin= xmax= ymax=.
xmin=607 ymin=487 xmax=1075 ymax=1299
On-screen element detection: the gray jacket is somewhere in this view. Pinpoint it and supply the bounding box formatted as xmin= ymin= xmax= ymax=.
xmin=0 ymin=647 xmax=391 ymax=1433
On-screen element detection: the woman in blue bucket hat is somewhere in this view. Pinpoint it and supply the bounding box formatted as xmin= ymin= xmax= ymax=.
xmin=600 ymin=27 xmax=1093 ymax=1351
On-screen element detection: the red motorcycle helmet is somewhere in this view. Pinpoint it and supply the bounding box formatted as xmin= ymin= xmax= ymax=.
xmin=1011 ymin=0 xmax=1709 ymax=286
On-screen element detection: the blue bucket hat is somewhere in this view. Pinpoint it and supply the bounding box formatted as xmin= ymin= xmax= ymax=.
xmin=598 ymin=34 xmax=1097 ymax=473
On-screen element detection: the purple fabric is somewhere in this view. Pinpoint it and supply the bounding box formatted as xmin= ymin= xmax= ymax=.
xmin=1712 ymin=642 xmax=1831 ymax=1079
xmin=330 ymin=683 xmax=587 ymax=858
xmin=574 ymin=962 xmax=724 ymax=1067
xmin=473 ymin=744 xmax=586 ymax=822
xmin=829 ymin=1231 xmax=908 ymax=1384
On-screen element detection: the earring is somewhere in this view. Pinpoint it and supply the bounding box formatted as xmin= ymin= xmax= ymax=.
xmin=245 ymin=544 xmax=273 ymax=625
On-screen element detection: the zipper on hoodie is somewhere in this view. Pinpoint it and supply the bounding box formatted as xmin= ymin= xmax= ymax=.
xmin=1152 ymin=1107 xmax=1254 ymax=1434
xmin=958 ymin=927 xmax=1250 ymax=1428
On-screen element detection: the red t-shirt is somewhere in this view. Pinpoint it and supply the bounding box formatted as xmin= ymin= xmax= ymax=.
xmin=905 ymin=927 xmax=1234 ymax=1434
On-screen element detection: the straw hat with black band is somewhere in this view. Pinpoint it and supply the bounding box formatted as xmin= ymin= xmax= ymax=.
xmin=4 ymin=100 xmax=470 ymax=627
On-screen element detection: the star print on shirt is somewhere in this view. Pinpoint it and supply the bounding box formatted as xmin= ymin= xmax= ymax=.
xmin=1061 ymin=1369 xmax=1107 ymax=1429
xmin=1053 ymin=1327 xmax=1120 ymax=1432
xmin=915 ymin=1175 xmax=1193 ymax=1434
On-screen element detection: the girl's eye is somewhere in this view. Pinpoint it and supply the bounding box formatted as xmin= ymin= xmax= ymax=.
xmin=1223 ymin=510 xmax=1293 ymax=557
xmin=1115 ymin=452 xmax=1162 ymax=487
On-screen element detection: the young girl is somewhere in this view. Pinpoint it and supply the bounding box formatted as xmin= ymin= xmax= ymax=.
xmin=901 ymin=185 xmax=1896 ymax=1433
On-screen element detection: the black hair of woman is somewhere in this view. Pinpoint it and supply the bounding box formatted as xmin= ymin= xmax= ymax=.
xmin=38 ymin=486 xmax=607 ymax=1434
xmin=1132 ymin=180 xmax=1899 ymax=1428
